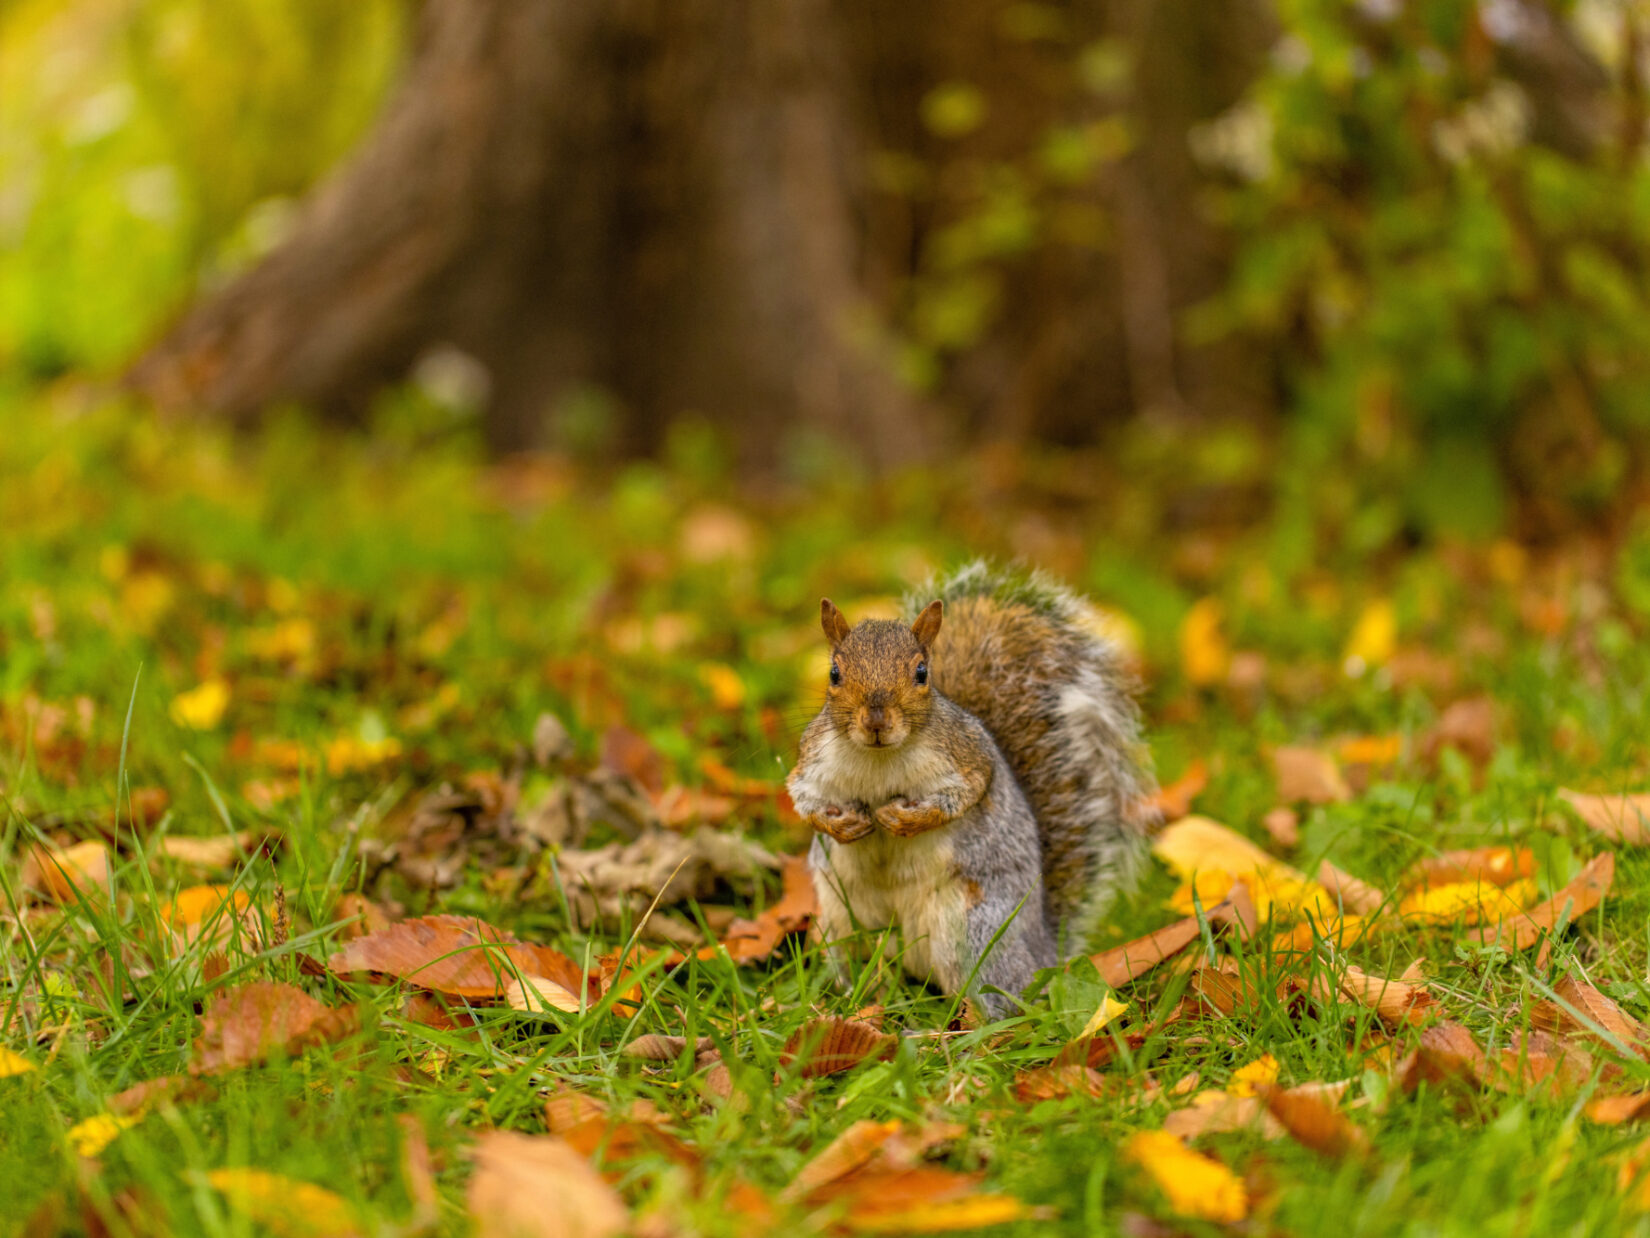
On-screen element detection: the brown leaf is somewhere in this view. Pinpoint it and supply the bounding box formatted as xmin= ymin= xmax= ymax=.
xmin=1585 ymin=1092 xmax=1650 ymax=1125
xmin=108 ymin=1074 xmax=212 ymax=1115
xmin=1147 ymin=760 xmax=1208 ymax=823
xmin=545 ymin=1092 xmax=610 ymax=1134
xmin=600 ymin=725 xmax=666 ymax=794
xmin=1254 ymin=1082 xmax=1369 ymax=1159
xmin=468 ymin=1130 xmax=628 ymax=1238
xmin=331 ymin=893 xmax=393 ymax=940
xmin=1273 ymin=747 xmax=1350 ymax=804
xmin=1532 ymin=975 xmax=1646 ymax=1057
xmin=1013 ymin=1065 xmax=1112 ymax=1102
xmin=1338 ymin=964 xmax=1435 ymax=1028
xmin=1471 ymin=852 xmax=1614 ymax=950
xmin=783 ymin=1119 xmax=902 ymax=1200
xmin=190 ymin=981 xmax=360 ymax=1076
xmin=1262 ymin=807 xmax=1300 ymax=849
xmin=622 ymin=1034 xmax=715 ymax=1061
xmin=327 ymin=915 xmax=593 ymax=1001
xmin=718 ymin=855 xmax=817 ymax=964
xmin=1559 ymin=791 xmax=1650 ymax=845
xmin=1162 ymin=1091 xmax=1285 ymax=1140
xmin=23 ymin=841 xmax=111 ymax=904
xmin=650 ymin=784 xmax=738 ymax=829
xmin=1495 ymin=1029 xmax=1596 ymax=1094
xmin=780 ymin=1016 xmax=897 ymax=1077
xmin=153 ymin=830 xmax=269 ymax=870
xmin=807 ymin=1167 xmax=1035 ymax=1232
xmin=1423 ymin=697 xmax=1496 ymax=768
xmin=1316 ymin=861 xmax=1384 ymax=915
xmin=1090 ymin=917 xmax=1202 ymax=988
xmin=1401 ymin=846 xmax=1535 ymax=890
xmin=1397 ymin=1021 xmax=1487 ymax=1091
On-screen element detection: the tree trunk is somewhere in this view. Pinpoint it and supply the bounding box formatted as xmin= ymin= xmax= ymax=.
xmin=131 ymin=0 xmax=1275 ymax=463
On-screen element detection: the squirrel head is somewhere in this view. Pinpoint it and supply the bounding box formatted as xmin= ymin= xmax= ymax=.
xmin=818 ymin=597 xmax=943 ymax=751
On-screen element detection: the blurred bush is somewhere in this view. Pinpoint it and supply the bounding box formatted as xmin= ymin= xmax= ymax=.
xmin=0 ymin=0 xmax=403 ymax=375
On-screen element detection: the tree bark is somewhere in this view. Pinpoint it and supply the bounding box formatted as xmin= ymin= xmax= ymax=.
xmin=130 ymin=0 xmax=1276 ymax=462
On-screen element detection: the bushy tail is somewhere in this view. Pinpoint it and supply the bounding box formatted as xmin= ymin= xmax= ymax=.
xmin=906 ymin=561 xmax=1156 ymax=946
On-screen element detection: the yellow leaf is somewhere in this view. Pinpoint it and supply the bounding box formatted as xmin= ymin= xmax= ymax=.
xmin=206 ymin=1168 xmax=363 ymax=1238
xmin=1078 ymin=995 xmax=1130 ymax=1040
xmin=67 ymin=1112 xmax=141 ymax=1158
xmin=1398 ymin=879 xmax=1536 ymax=927
xmin=700 ymin=663 xmax=746 ymax=710
xmin=1123 ymin=1130 xmax=1248 ymax=1223
xmin=0 ymin=1047 xmax=37 ymax=1077
xmin=1336 ymin=734 xmax=1403 ymax=766
xmin=1343 ymin=598 xmax=1396 ymax=675
xmin=161 ymin=885 xmax=253 ymax=928
xmin=1179 ymin=598 xmax=1230 ymax=688
xmin=848 ymin=1195 xmax=1035 ymax=1232
xmin=324 ymin=734 xmax=403 ymax=776
xmin=170 ymin=678 xmax=230 ymax=730
xmin=247 ymin=617 xmax=316 ymax=663
xmin=1229 ymin=1054 xmax=1280 ymax=1097
xmin=1155 ymin=815 xmax=1336 ymax=922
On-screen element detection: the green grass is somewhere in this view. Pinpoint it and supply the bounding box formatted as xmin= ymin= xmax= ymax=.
xmin=7 ymin=398 xmax=1650 ymax=1235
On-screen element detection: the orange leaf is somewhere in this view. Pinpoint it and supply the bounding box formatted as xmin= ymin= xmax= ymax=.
xmin=1089 ymin=917 xmax=1202 ymax=988
xmin=1316 ymin=860 xmax=1384 ymax=915
xmin=1532 ymin=975 xmax=1646 ymax=1058
xmin=190 ymin=981 xmax=360 ymax=1076
xmin=1146 ymin=760 xmax=1208 ymax=823
xmin=783 ymin=1119 xmax=902 ymax=1200
xmin=206 ymin=1168 xmax=362 ymax=1238
xmin=718 ymin=855 xmax=817 ymax=964
xmin=1254 ymin=1082 xmax=1368 ymax=1159
xmin=1586 ymin=1092 xmax=1650 ymax=1125
xmin=467 ymin=1130 xmax=628 ymax=1238
xmin=814 ymin=1167 xmax=1034 ymax=1233
xmin=1471 ymin=852 xmax=1614 ymax=950
xmin=1559 ymin=791 xmax=1650 ymax=845
xmin=1273 ymin=747 xmax=1350 ymax=805
xmin=24 ymin=841 xmax=111 ymax=904
xmin=1400 ymin=846 xmax=1535 ymax=891
xmin=327 ymin=915 xmax=593 ymax=1002
xmin=780 ymin=1016 xmax=897 ymax=1077
xmin=1337 ymin=963 xmax=1435 ymax=1027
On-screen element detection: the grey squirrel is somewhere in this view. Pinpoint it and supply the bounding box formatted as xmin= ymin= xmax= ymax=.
xmin=786 ymin=563 xmax=1155 ymax=1016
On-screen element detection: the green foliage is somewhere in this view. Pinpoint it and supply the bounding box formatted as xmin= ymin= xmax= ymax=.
xmin=1200 ymin=0 xmax=1650 ymax=542
xmin=0 ymin=0 xmax=404 ymax=376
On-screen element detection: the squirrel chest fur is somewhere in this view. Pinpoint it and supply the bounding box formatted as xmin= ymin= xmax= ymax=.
xmin=785 ymin=564 xmax=1154 ymax=1016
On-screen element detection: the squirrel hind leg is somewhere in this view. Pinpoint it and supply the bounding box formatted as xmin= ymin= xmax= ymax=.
xmin=961 ymin=888 xmax=1057 ymax=1018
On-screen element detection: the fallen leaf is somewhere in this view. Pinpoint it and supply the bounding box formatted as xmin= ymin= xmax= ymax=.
xmin=1399 ymin=879 xmax=1536 ymax=928
xmin=1335 ymin=734 xmax=1403 ymax=767
xmin=155 ymin=831 xmax=269 ymax=869
xmin=1316 ymin=861 xmax=1384 ymax=915
xmin=1147 ymin=760 xmax=1208 ymax=823
xmin=108 ymin=1074 xmax=211 ymax=1115
xmin=650 ymin=784 xmax=738 ymax=829
xmin=67 ymin=1112 xmax=141 ymax=1158
xmin=622 ymin=1034 xmax=716 ymax=1061
xmin=808 ymin=1166 xmax=1035 ymax=1233
xmin=468 ymin=1130 xmax=627 ymax=1238
xmin=1154 ymin=815 xmax=1333 ymax=923
xmin=1559 ymin=791 xmax=1650 ymax=845
xmin=1471 ymin=852 xmax=1614 ymax=950
xmin=1400 ymin=846 xmax=1535 ymax=890
xmin=784 ymin=1119 xmax=902 ymax=1200
xmin=327 ymin=915 xmax=593 ymax=1001
xmin=24 ymin=840 xmax=111 ymax=904
xmin=170 ymin=678 xmax=230 ymax=730
xmin=1343 ymin=599 xmax=1396 ymax=673
xmin=1229 ymin=1054 xmax=1279 ymax=1097
xmin=332 ymin=893 xmax=393 ymax=940
xmin=0 ymin=1048 xmax=37 ymax=1077
xmin=719 ymin=854 xmax=817 ymax=963
xmin=1013 ymin=1064 xmax=1112 ymax=1102
xmin=1586 ymin=1092 xmax=1650 ymax=1125
xmin=160 ymin=885 xmax=256 ymax=945
xmin=1254 ymin=1082 xmax=1368 ymax=1159
xmin=205 ymin=1168 xmax=364 ymax=1238
xmin=1179 ymin=598 xmax=1230 ymax=688
xmin=505 ymin=974 xmax=584 ymax=1015
xmin=600 ymin=725 xmax=666 ymax=794
xmin=1422 ymin=697 xmax=1496 ymax=768
xmin=781 ymin=1017 xmax=897 ymax=1077
xmin=1337 ymin=964 xmax=1435 ymax=1027
xmin=1397 ymin=1021 xmax=1487 ymax=1091
xmin=1273 ymin=747 xmax=1351 ymax=804
xmin=1123 ymin=1129 xmax=1248 ymax=1223
xmin=1089 ymin=917 xmax=1202 ymax=988
xmin=1078 ymin=995 xmax=1131 ymax=1040
xmin=1262 ymin=807 xmax=1300 ymax=848
xmin=1163 ymin=1090 xmax=1284 ymax=1140
xmin=1532 ymin=975 xmax=1646 ymax=1057
xmin=190 ymin=981 xmax=360 ymax=1076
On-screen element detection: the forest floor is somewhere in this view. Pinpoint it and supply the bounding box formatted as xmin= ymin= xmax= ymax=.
xmin=6 ymin=395 xmax=1650 ymax=1237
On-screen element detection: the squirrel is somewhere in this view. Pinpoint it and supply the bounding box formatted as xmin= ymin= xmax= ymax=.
xmin=786 ymin=562 xmax=1156 ymax=1017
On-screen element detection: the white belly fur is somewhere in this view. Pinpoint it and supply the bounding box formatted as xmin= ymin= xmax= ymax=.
xmin=814 ymin=824 xmax=969 ymax=993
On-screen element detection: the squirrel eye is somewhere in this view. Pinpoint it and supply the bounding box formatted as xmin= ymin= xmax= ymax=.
xmin=829 ymin=661 xmax=842 ymax=686
xmin=915 ymin=662 xmax=928 ymax=686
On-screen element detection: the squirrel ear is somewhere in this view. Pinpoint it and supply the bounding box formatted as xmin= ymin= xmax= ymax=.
xmin=910 ymin=599 xmax=943 ymax=647
xmin=820 ymin=598 xmax=851 ymax=646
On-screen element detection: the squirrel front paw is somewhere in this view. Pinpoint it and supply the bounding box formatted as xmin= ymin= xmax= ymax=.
xmin=874 ymin=797 xmax=949 ymax=837
xmin=810 ymin=803 xmax=876 ymax=843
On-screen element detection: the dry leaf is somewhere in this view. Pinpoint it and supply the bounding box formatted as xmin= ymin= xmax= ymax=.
xmin=1337 ymin=964 xmax=1435 ymax=1027
xmin=545 ymin=1092 xmax=610 ymax=1134
xmin=783 ymin=1119 xmax=902 ymax=1200
xmin=1273 ymin=747 xmax=1351 ymax=805
xmin=153 ymin=830 xmax=269 ymax=870
xmin=206 ymin=1168 xmax=365 ymax=1238
xmin=1397 ymin=1021 xmax=1487 ymax=1091
xmin=1471 ymin=852 xmax=1614 ymax=950
xmin=24 ymin=840 xmax=111 ymax=904
xmin=1262 ymin=807 xmax=1300 ymax=848
xmin=650 ymin=784 xmax=739 ymax=829
xmin=67 ymin=1112 xmax=141 ymax=1158
xmin=1090 ymin=917 xmax=1202 ymax=988
xmin=1316 ymin=861 xmax=1384 ymax=915
xmin=327 ymin=915 xmax=593 ymax=1002
xmin=1229 ymin=1055 xmax=1280 ymax=1097
xmin=1179 ymin=598 xmax=1230 ymax=688
xmin=1422 ymin=697 xmax=1496 ymax=768
xmin=1532 ymin=975 xmax=1646 ymax=1057
xmin=1123 ymin=1130 xmax=1248 ymax=1223
xmin=807 ymin=1166 xmax=1035 ymax=1233
xmin=600 ymin=725 xmax=666 ymax=795
xmin=1154 ymin=816 xmax=1334 ymax=924
xmin=505 ymin=974 xmax=584 ymax=1015
xmin=1078 ymin=995 xmax=1131 ymax=1040
xmin=1400 ymin=846 xmax=1535 ymax=891
xmin=1559 ymin=791 xmax=1650 ymax=845
xmin=623 ymin=1034 xmax=716 ymax=1061
xmin=468 ymin=1130 xmax=627 ymax=1238
xmin=1013 ymin=1065 xmax=1112 ymax=1102
xmin=1163 ymin=1090 xmax=1284 ymax=1140
xmin=1147 ymin=760 xmax=1208 ymax=823
xmin=1586 ymin=1092 xmax=1650 ymax=1125
xmin=780 ymin=1017 xmax=897 ymax=1077
xmin=718 ymin=854 xmax=817 ymax=964
xmin=160 ymin=885 xmax=256 ymax=946
xmin=0 ymin=1047 xmax=37 ymax=1077
xmin=109 ymin=1074 xmax=211 ymax=1115
xmin=1254 ymin=1082 xmax=1368 ymax=1159
xmin=190 ymin=981 xmax=360 ymax=1076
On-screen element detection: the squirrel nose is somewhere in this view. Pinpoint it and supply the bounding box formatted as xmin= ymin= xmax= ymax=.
xmin=864 ymin=705 xmax=887 ymax=732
